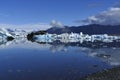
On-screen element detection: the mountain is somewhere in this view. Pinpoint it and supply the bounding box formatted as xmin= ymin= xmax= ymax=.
xmin=46 ymin=26 xmax=70 ymax=34
xmin=0 ymin=28 xmax=13 ymax=37
xmin=0 ymin=28 xmax=14 ymax=40
xmin=47 ymin=24 xmax=120 ymax=35
xmin=0 ymin=28 xmax=29 ymax=41
xmin=9 ymin=29 xmax=28 ymax=38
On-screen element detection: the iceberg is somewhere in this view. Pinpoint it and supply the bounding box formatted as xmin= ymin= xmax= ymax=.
xmin=34 ymin=33 xmax=55 ymax=43
xmin=33 ymin=32 xmax=120 ymax=43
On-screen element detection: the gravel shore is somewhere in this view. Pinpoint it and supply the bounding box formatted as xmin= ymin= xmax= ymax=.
xmin=82 ymin=67 xmax=120 ymax=80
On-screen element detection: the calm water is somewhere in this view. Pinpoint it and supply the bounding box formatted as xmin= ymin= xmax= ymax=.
xmin=0 ymin=39 xmax=119 ymax=80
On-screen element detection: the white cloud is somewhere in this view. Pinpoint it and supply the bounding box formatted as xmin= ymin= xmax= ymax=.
xmin=50 ymin=20 xmax=64 ymax=28
xmin=82 ymin=7 xmax=120 ymax=25
xmin=110 ymin=7 xmax=120 ymax=11
xmin=0 ymin=20 xmax=64 ymax=31
xmin=0 ymin=23 xmax=51 ymax=31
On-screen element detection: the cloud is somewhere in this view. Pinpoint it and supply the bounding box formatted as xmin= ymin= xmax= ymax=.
xmin=81 ymin=7 xmax=120 ymax=25
xmin=50 ymin=20 xmax=64 ymax=28
xmin=0 ymin=20 xmax=64 ymax=31
xmin=0 ymin=23 xmax=51 ymax=31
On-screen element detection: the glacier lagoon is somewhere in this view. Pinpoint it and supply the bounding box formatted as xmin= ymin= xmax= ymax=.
xmin=0 ymin=28 xmax=120 ymax=79
xmin=0 ymin=38 xmax=120 ymax=80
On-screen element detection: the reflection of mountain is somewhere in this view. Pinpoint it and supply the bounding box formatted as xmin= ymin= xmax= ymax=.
xmin=0 ymin=38 xmax=28 ymax=48
xmin=1 ymin=37 xmax=120 ymax=66
xmin=49 ymin=44 xmax=68 ymax=53
xmin=35 ymin=41 xmax=120 ymax=66
xmin=80 ymin=47 xmax=120 ymax=66
xmin=0 ymin=39 xmax=9 ymax=47
xmin=36 ymin=40 xmax=120 ymax=48
xmin=0 ymin=38 xmax=51 ymax=49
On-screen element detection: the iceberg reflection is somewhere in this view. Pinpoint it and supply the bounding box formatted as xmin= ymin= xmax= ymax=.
xmin=0 ymin=37 xmax=120 ymax=66
xmin=35 ymin=40 xmax=120 ymax=66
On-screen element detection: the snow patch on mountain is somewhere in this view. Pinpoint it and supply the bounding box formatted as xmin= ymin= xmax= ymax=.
xmin=0 ymin=28 xmax=29 ymax=39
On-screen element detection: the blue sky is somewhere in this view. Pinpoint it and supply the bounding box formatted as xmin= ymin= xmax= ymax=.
xmin=0 ymin=0 xmax=120 ymax=29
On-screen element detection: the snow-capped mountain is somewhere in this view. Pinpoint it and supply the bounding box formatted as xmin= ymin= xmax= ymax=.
xmin=0 ymin=28 xmax=29 ymax=40
xmin=0 ymin=28 xmax=13 ymax=37
xmin=9 ymin=29 xmax=28 ymax=38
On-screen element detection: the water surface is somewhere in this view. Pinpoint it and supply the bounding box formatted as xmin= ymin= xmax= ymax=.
xmin=0 ymin=39 xmax=119 ymax=80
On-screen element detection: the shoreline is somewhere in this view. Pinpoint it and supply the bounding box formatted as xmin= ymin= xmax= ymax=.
xmin=82 ymin=67 xmax=120 ymax=80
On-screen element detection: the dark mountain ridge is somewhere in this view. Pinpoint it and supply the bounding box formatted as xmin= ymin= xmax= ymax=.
xmin=47 ymin=24 xmax=120 ymax=35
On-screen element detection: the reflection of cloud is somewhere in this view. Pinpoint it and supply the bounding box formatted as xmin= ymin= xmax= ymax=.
xmin=0 ymin=38 xmax=51 ymax=49
xmin=50 ymin=44 xmax=68 ymax=53
xmin=82 ymin=48 xmax=120 ymax=66
xmin=1 ymin=37 xmax=120 ymax=66
xmin=0 ymin=39 xmax=8 ymax=48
